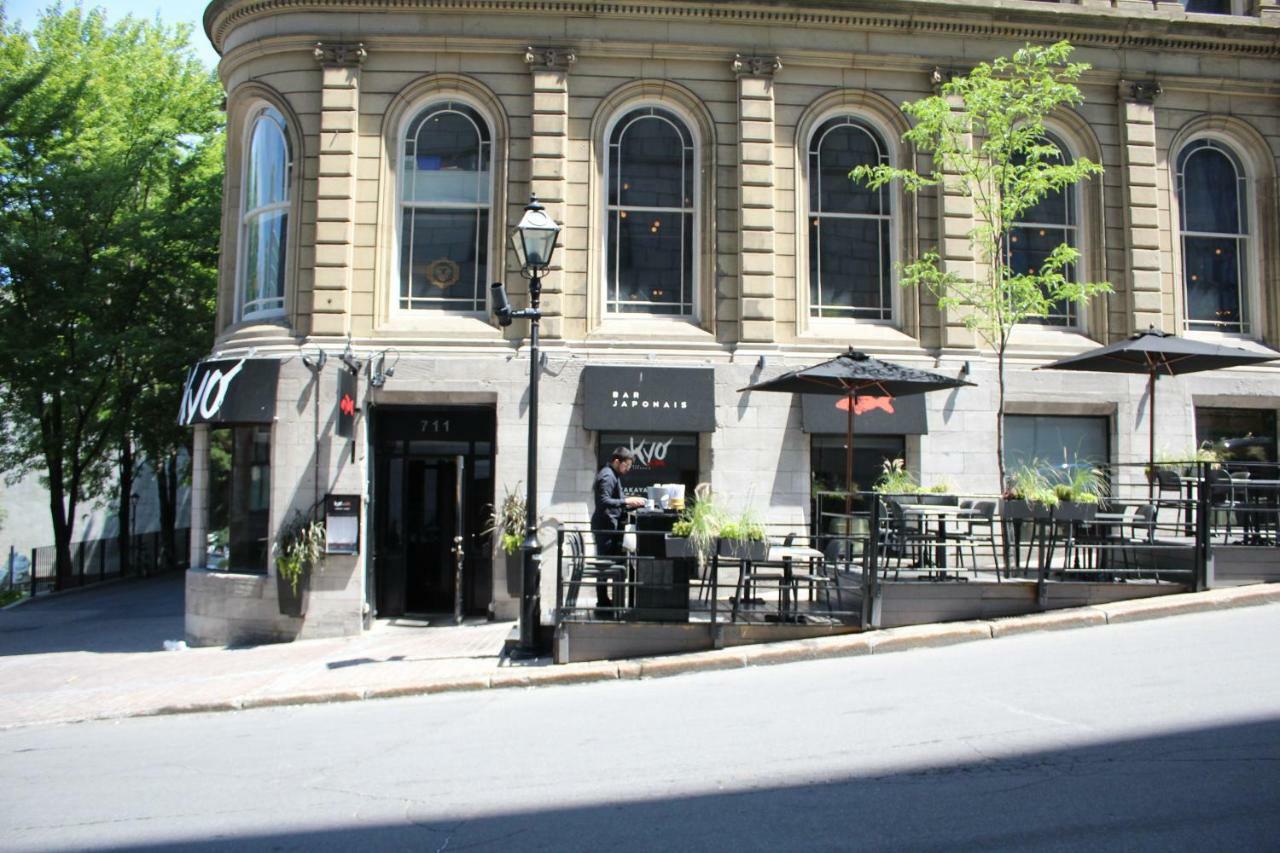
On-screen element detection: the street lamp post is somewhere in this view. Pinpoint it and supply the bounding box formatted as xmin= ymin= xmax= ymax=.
xmin=492 ymin=195 xmax=561 ymax=657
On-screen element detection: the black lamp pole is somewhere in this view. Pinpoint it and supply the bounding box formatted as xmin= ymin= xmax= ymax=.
xmin=492 ymin=195 xmax=560 ymax=657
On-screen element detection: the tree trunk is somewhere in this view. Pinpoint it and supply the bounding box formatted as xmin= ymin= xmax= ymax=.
xmin=996 ymin=345 xmax=1007 ymax=492
xmin=40 ymin=398 xmax=75 ymax=590
xmin=118 ymin=432 xmax=134 ymax=577
xmin=156 ymin=452 xmax=179 ymax=572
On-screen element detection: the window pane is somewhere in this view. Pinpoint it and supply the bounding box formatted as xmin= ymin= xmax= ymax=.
xmin=208 ymin=425 xmax=271 ymax=573
xmin=1183 ymin=236 xmax=1242 ymax=327
xmin=399 ymin=208 xmax=487 ymax=310
xmin=810 ymin=217 xmax=889 ymax=318
xmin=246 ymin=112 xmax=288 ymax=210
xmin=1008 ymin=225 xmax=1073 ymax=325
xmin=403 ymin=108 xmax=490 ymax=205
xmin=1182 ymin=148 xmax=1240 ymax=234
xmin=616 ymin=114 xmax=687 ymax=209
xmin=814 ymin=123 xmax=883 ymax=216
xmin=607 ymin=210 xmax=691 ymax=314
xmin=811 ymin=435 xmax=905 ymax=512
xmin=1004 ymin=416 xmax=1109 ymax=477
xmin=1195 ymin=408 xmax=1277 ymax=464
xmin=1183 ymin=0 xmax=1231 ymax=12
xmin=243 ymin=209 xmax=287 ymax=314
xmin=597 ymin=433 xmax=700 ymax=499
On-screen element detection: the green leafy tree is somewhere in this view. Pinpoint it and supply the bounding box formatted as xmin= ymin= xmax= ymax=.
xmin=853 ymin=41 xmax=1111 ymax=487
xmin=0 ymin=5 xmax=222 ymax=585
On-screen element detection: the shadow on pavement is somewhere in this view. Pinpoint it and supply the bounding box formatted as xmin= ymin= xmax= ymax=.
xmin=0 ymin=573 xmax=185 ymax=656
xmin=81 ymin=717 xmax=1280 ymax=852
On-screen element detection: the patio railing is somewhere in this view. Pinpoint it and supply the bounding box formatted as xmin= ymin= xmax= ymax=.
xmin=554 ymin=460 xmax=1276 ymax=630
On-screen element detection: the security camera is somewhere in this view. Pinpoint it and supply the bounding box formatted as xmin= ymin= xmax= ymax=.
xmin=490 ymin=282 xmax=513 ymax=327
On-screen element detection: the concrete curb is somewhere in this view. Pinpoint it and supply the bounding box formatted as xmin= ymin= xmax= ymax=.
xmin=30 ymin=584 xmax=1280 ymax=727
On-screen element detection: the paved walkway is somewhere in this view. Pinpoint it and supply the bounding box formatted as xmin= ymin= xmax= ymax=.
xmin=1 ymin=574 xmax=1277 ymax=730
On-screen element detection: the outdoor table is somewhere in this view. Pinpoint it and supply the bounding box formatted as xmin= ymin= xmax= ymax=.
xmin=897 ymin=504 xmax=975 ymax=574
xmin=766 ymin=544 xmax=825 ymax=617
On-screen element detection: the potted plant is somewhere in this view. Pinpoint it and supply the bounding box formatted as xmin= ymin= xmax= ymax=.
xmin=275 ymin=511 xmax=326 ymax=618
xmin=1002 ymin=466 xmax=1058 ymax=520
xmin=484 ymin=485 xmax=526 ymax=597
xmin=717 ymin=508 xmax=768 ymax=561
xmin=664 ymin=483 xmax=725 ymax=563
xmin=873 ymin=458 xmax=920 ymax=498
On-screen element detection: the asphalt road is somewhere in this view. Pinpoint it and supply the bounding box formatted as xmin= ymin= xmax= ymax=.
xmin=3 ymin=603 xmax=1279 ymax=852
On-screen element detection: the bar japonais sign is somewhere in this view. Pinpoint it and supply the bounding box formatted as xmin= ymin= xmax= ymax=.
xmin=178 ymin=357 xmax=280 ymax=426
xmin=582 ymin=365 xmax=715 ymax=432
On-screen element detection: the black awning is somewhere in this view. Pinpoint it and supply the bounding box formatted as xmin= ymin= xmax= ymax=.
xmin=178 ymin=357 xmax=280 ymax=426
xmin=582 ymin=365 xmax=716 ymax=432
xmin=801 ymin=392 xmax=928 ymax=435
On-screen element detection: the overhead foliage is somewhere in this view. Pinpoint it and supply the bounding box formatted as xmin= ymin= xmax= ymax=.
xmin=0 ymin=5 xmax=223 ymax=583
xmin=852 ymin=41 xmax=1112 ymax=485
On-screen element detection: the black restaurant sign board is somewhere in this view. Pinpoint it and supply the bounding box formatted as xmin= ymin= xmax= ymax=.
xmin=178 ymin=358 xmax=280 ymax=426
xmin=582 ymin=365 xmax=716 ymax=432
xmin=800 ymin=392 xmax=928 ymax=435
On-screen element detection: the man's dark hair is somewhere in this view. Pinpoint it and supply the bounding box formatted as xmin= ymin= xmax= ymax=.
xmin=609 ymin=447 xmax=635 ymax=464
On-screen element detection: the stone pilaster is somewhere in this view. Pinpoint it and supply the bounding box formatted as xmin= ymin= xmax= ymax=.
xmin=1259 ymin=0 xmax=1280 ymax=23
xmin=1117 ymin=79 xmax=1164 ymax=334
xmin=524 ymin=46 xmax=575 ymax=340
xmin=732 ymin=54 xmax=781 ymax=343
xmin=310 ymin=42 xmax=365 ymax=338
xmin=931 ymin=68 xmax=978 ymax=350
xmin=189 ymin=424 xmax=208 ymax=569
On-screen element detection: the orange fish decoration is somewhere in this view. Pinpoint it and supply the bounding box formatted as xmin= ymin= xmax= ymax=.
xmin=835 ymin=396 xmax=895 ymax=415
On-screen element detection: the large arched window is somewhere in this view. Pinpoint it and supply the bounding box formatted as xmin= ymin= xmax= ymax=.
xmin=399 ymin=101 xmax=492 ymax=312
xmin=605 ymin=107 xmax=695 ymax=316
xmin=808 ymin=116 xmax=892 ymax=320
xmin=239 ymin=106 xmax=290 ymax=320
xmin=1008 ymin=136 xmax=1079 ymax=327
xmin=1177 ymin=139 xmax=1250 ymax=333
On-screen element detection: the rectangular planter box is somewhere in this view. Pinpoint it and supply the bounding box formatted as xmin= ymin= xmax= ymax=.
xmin=718 ymin=539 xmax=768 ymax=561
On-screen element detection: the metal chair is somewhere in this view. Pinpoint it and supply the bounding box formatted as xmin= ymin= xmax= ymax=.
xmin=1153 ymin=467 xmax=1185 ymax=530
xmin=562 ymin=530 xmax=626 ymax=618
xmin=949 ymin=500 xmax=999 ymax=579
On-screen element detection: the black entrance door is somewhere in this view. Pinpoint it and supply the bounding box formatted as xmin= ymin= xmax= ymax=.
xmin=372 ymin=407 xmax=495 ymax=618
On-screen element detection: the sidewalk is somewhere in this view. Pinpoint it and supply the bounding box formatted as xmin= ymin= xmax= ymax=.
xmin=2 ymin=579 xmax=1277 ymax=730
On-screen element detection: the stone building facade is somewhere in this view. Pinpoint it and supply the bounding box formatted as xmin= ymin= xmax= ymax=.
xmin=186 ymin=0 xmax=1280 ymax=645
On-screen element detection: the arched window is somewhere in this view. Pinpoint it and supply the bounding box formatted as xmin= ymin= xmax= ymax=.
xmin=1008 ymin=136 xmax=1079 ymax=327
xmin=239 ymin=106 xmax=290 ymax=320
xmin=605 ymin=107 xmax=695 ymax=316
xmin=399 ymin=101 xmax=492 ymax=312
xmin=1177 ymin=139 xmax=1250 ymax=333
xmin=808 ymin=117 xmax=892 ymax=320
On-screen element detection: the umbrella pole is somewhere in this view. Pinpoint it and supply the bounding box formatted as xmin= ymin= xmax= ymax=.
xmin=1148 ymin=370 xmax=1156 ymax=503
xmin=845 ymin=393 xmax=855 ymax=515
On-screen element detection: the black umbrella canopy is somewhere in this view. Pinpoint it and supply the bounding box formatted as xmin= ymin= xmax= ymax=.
xmin=1039 ymin=328 xmax=1279 ymax=484
xmin=1039 ymin=327 xmax=1280 ymax=377
xmin=739 ymin=349 xmax=973 ymax=500
xmin=738 ymin=348 xmax=974 ymax=398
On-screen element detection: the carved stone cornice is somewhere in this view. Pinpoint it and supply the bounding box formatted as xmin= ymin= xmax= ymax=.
xmin=206 ymin=1 xmax=1280 ymax=63
xmin=313 ymin=42 xmax=367 ymax=68
xmin=731 ymin=54 xmax=782 ymax=78
xmin=1119 ymin=79 xmax=1163 ymax=104
xmin=524 ymin=45 xmax=577 ymax=71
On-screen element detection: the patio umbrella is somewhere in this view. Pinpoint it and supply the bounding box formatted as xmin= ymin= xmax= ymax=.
xmin=738 ymin=348 xmax=974 ymax=499
xmin=1038 ymin=327 xmax=1280 ymax=483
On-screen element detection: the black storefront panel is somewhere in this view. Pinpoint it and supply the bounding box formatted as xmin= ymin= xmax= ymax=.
xmin=178 ymin=357 xmax=281 ymax=426
xmin=582 ymin=365 xmax=715 ymax=433
xmin=799 ymin=392 xmax=927 ymax=435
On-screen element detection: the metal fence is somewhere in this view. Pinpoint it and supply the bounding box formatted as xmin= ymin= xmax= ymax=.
xmin=18 ymin=529 xmax=191 ymax=597
xmin=553 ymin=460 xmax=1278 ymax=629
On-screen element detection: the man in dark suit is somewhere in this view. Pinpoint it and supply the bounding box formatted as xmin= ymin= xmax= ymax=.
xmin=592 ymin=447 xmax=645 ymax=613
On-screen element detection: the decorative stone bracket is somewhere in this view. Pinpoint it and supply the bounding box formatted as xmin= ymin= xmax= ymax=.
xmin=314 ymin=42 xmax=367 ymax=68
xmin=524 ymin=46 xmax=577 ymax=71
xmin=732 ymin=54 xmax=782 ymax=78
xmin=1119 ymin=79 xmax=1162 ymax=104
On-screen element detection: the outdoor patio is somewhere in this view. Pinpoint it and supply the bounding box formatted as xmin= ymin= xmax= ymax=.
xmin=551 ymin=461 xmax=1278 ymax=662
